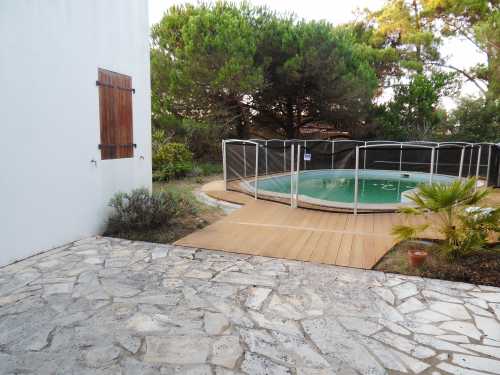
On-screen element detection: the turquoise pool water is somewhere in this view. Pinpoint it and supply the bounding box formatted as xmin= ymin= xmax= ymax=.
xmin=254 ymin=170 xmax=456 ymax=204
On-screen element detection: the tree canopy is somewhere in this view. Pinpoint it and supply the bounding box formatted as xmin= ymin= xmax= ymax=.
xmin=150 ymin=1 xmax=499 ymax=164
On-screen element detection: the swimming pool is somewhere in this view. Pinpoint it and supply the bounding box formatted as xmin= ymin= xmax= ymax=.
xmin=248 ymin=169 xmax=457 ymax=211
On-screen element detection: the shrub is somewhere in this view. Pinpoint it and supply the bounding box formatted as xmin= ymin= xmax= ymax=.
xmin=153 ymin=142 xmax=193 ymax=181
xmin=392 ymin=179 xmax=500 ymax=259
xmin=106 ymin=188 xmax=178 ymax=234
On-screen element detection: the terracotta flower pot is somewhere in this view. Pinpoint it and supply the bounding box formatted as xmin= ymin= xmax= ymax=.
xmin=407 ymin=248 xmax=428 ymax=267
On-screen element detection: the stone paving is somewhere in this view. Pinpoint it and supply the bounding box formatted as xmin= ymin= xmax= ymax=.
xmin=1 ymin=237 xmax=500 ymax=375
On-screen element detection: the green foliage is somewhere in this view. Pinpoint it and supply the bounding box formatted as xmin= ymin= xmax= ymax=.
xmin=152 ymin=135 xmax=194 ymax=181
xmin=151 ymin=2 xmax=381 ymax=140
xmin=441 ymin=97 xmax=500 ymax=142
xmin=392 ymin=179 xmax=500 ymax=259
xmin=376 ymin=72 xmax=457 ymax=140
xmin=252 ymin=17 xmax=379 ymax=137
xmin=106 ymin=188 xmax=180 ymax=234
xmin=421 ymin=0 xmax=499 ymax=98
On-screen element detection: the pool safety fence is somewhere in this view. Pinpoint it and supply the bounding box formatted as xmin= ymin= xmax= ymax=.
xmin=223 ymin=139 xmax=500 ymax=214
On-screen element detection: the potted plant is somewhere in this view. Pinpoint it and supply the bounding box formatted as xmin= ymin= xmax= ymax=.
xmin=392 ymin=178 xmax=500 ymax=263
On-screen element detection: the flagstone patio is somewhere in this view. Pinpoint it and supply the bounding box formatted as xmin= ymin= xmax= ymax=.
xmin=1 ymin=237 xmax=500 ymax=375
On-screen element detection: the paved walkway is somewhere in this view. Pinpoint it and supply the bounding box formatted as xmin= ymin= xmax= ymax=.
xmin=1 ymin=237 xmax=500 ymax=375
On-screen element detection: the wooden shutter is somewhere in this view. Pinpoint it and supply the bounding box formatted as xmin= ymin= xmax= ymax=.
xmin=97 ymin=68 xmax=134 ymax=159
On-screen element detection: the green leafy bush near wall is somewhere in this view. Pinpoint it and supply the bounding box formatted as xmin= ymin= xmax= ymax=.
xmin=153 ymin=142 xmax=193 ymax=181
xmin=105 ymin=188 xmax=192 ymax=234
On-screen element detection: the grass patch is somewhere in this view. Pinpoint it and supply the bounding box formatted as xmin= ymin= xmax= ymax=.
xmin=375 ymin=241 xmax=500 ymax=287
xmin=107 ymin=174 xmax=225 ymax=244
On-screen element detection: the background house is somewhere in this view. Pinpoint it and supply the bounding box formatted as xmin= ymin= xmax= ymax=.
xmin=0 ymin=0 xmax=152 ymax=266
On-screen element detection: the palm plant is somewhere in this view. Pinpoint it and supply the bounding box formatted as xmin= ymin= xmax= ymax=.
xmin=392 ymin=178 xmax=500 ymax=259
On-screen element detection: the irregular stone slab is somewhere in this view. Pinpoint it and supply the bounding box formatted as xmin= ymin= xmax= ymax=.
xmin=302 ymin=317 xmax=386 ymax=375
xmin=484 ymin=339 xmax=500 ymax=347
xmin=272 ymin=331 xmax=330 ymax=368
xmin=117 ymin=293 xmax=181 ymax=306
xmin=437 ymin=362 xmax=488 ymax=375
xmin=423 ymin=290 xmax=462 ymax=303
xmin=249 ymin=311 xmax=302 ymax=337
xmin=204 ymin=312 xmax=230 ymax=335
xmin=213 ymin=300 xmax=254 ymax=328
xmin=392 ymin=282 xmax=419 ymax=300
xmin=403 ymin=321 xmax=446 ymax=335
xmin=101 ymin=282 xmax=141 ymax=298
xmin=462 ymin=344 xmax=500 ymax=359
xmin=373 ymin=331 xmax=435 ymax=359
xmin=267 ymin=294 xmax=304 ymax=320
xmin=162 ymin=364 xmax=213 ymax=375
xmin=469 ymin=292 xmax=500 ymax=303
xmin=410 ymin=309 xmax=454 ymax=323
xmin=184 ymin=268 xmax=214 ymax=280
xmin=440 ymin=321 xmax=483 ymax=340
xmin=245 ymin=287 xmax=271 ymax=310
xmin=212 ymin=271 xmax=275 ymax=287
xmin=145 ymin=336 xmax=211 ymax=364
xmin=115 ymin=332 xmax=141 ymax=354
xmin=389 ymin=348 xmax=430 ymax=374
xmin=337 ymin=316 xmax=382 ymax=336
xmin=211 ymin=336 xmax=243 ymax=369
xmin=398 ymin=297 xmax=426 ymax=314
xmin=489 ymin=303 xmax=500 ymax=320
xmin=474 ymin=316 xmax=500 ymax=341
xmin=83 ymin=345 xmax=121 ymax=367
xmin=151 ymin=246 xmax=169 ymax=259
xmin=466 ymin=298 xmax=489 ymax=310
xmin=430 ymin=301 xmax=471 ymax=320
xmin=413 ymin=334 xmax=473 ymax=354
xmin=378 ymin=319 xmax=411 ymax=336
xmin=372 ymin=287 xmax=395 ymax=305
xmin=452 ymin=353 xmax=500 ymax=374
xmin=44 ymin=283 xmax=74 ymax=295
xmin=359 ymin=336 xmax=407 ymax=373
xmin=465 ymin=303 xmax=494 ymax=318
xmin=126 ymin=313 xmax=166 ymax=332
xmin=241 ymin=352 xmax=291 ymax=375
xmin=436 ymin=335 xmax=470 ymax=343
xmin=374 ymin=299 xmax=404 ymax=322
xmin=240 ymin=328 xmax=294 ymax=365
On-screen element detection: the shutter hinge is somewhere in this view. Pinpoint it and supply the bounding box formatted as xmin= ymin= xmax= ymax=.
xmin=98 ymin=143 xmax=137 ymax=150
xmin=96 ymin=80 xmax=135 ymax=93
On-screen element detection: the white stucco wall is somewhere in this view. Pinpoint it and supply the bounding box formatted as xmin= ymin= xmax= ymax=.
xmin=0 ymin=0 xmax=152 ymax=266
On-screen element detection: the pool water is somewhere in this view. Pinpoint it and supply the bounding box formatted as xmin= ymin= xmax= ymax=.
xmin=254 ymin=170 xmax=455 ymax=204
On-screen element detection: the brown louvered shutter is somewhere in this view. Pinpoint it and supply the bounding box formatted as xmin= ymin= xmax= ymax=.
xmin=97 ymin=68 xmax=134 ymax=159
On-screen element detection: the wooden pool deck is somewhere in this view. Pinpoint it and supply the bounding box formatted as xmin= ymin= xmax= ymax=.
xmin=175 ymin=181 xmax=499 ymax=270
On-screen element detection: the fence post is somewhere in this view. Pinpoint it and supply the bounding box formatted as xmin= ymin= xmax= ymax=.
xmin=486 ymin=144 xmax=492 ymax=184
xmin=243 ymin=142 xmax=247 ymax=177
xmin=295 ymin=145 xmax=301 ymax=207
xmin=331 ymin=140 xmax=335 ymax=169
xmin=222 ymin=140 xmax=227 ymax=191
xmin=304 ymin=140 xmax=307 ymax=170
xmin=283 ymin=140 xmax=286 ymax=172
xmin=459 ymin=146 xmax=465 ymax=178
xmin=435 ymin=144 xmax=440 ymax=174
xmin=290 ymin=144 xmax=295 ymax=208
xmin=475 ymin=145 xmax=482 ymax=179
xmin=354 ymin=146 xmax=359 ymax=215
xmin=254 ymin=143 xmax=259 ymax=199
xmin=399 ymin=143 xmax=403 ymax=171
xmin=363 ymin=141 xmax=367 ymax=169
xmin=265 ymin=140 xmax=268 ymax=175
xmin=468 ymin=145 xmax=473 ymax=177
xmin=429 ymin=147 xmax=435 ymax=184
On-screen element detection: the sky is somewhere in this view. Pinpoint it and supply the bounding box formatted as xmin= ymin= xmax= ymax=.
xmin=148 ymin=0 xmax=487 ymax=108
